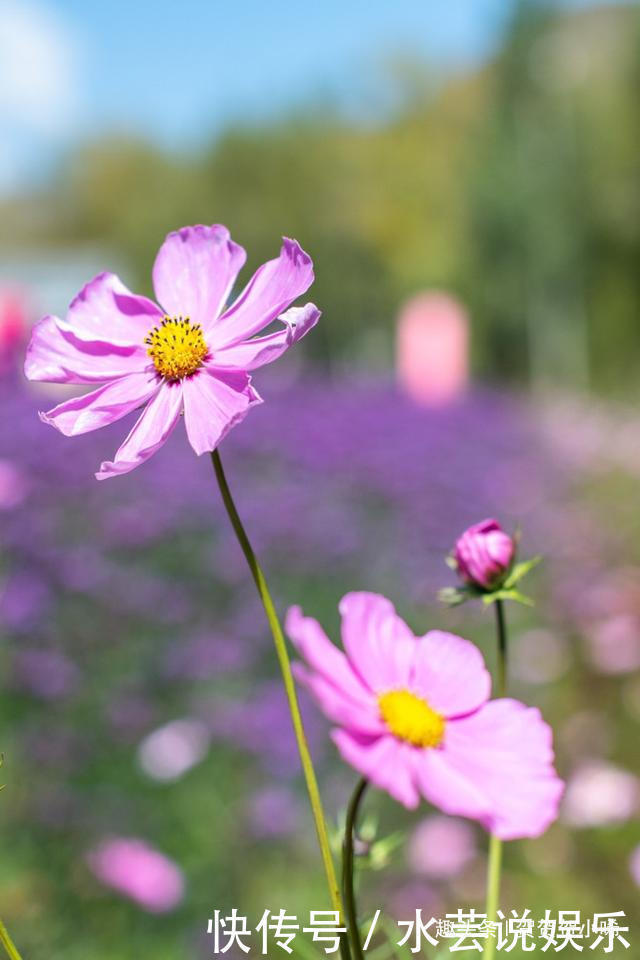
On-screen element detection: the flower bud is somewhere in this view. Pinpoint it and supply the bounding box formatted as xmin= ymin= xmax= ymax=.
xmin=453 ymin=518 xmax=515 ymax=590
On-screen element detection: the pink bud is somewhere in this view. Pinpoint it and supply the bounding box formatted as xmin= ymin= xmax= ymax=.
xmin=454 ymin=518 xmax=515 ymax=590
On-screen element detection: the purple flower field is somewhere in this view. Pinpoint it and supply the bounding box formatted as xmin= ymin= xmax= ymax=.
xmin=1 ymin=365 xmax=639 ymax=957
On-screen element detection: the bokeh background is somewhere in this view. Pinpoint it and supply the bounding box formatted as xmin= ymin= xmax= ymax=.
xmin=0 ymin=0 xmax=639 ymax=957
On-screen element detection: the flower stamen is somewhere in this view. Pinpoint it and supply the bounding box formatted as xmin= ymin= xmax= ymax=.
xmin=378 ymin=690 xmax=445 ymax=748
xmin=145 ymin=317 xmax=208 ymax=381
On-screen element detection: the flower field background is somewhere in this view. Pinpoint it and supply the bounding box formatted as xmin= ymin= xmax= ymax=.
xmin=1 ymin=365 xmax=639 ymax=958
xmin=0 ymin=1 xmax=639 ymax=958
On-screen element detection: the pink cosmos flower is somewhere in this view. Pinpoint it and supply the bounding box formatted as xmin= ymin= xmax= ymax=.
xmin=24 ymin=225 xmax=319 ymax=479
xmin=454 ymin=518 xmax=515 ymax=590
xmin=87 ymin=837 xmax=184 ymax=913
xmin=287 ymin=592 xmax=563 ymax=840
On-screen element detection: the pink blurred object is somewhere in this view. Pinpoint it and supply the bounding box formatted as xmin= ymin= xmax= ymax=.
xmin=137 ymin=718 xmax=210 ymax=782
xmin=562 ymin=763 xmax=639 ymax=828
xmin=87 ymin=838 xmax=184 ymax=912
xmin=0 ymin=289 xmax=28 ymax=372
xmin=585 ymin=614 xmax=640 ymax=675
xmin=630 ymin=846 xmax=640 ymax=887
xmin=408 ymin=815 xmax=477 ymax=879
xmin=396 ymin=292 xmax=469 ymax=406
xmin=386 ymin=880 xmax=444 ymax=923
xmin=0 ymin=460 xmax=29 ymax=510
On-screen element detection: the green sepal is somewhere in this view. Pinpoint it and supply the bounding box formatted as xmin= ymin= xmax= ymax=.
xmin=502 ymin=554 xmax=542 ymax=589
xmin=360 ymin=831 xmax=405 ymax=872
xmin=438 ymin=585 xmax=476 ymax=607
xmin=440 ymin=552 xmax=542 ymax=608
xmin=481 ymin=587 xmax=534 ymax=607
xmin=330 ymin=810 xmax=405 ymax=872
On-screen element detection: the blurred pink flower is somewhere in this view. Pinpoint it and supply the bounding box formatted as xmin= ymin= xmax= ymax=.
xmin=287 ymin=592 xmax=563 ymax=839
xmin=0 ymin=289 xmax=27 ymax=372
xmin=454 ymin=518 xmax=515 ymax=590
xmin=512 ymin=629 xmax=569 ymax=685
xmin=408 ymin=815 xmax=476 ymax=879
xmin=137 ymin=718 xmax=210 ymax=782
xmin=396 ymin=293 xmax=468 ymax=406
xmin=87 ymin=838 xmax=184 ymax=912
xmin=386 ymin=880 xmax=444 ymax=923
xmin=25 ymin=225 xmax=319 ymax=479
xmin=630 ymin=845 xmax=640 ymax=887
xmin=562 ymin=763 xmax=639 ymax=828
xmin=585 ymin=615 xmax=640 ymax=675
xmin=559 ymin=710 xmax=613 ymax=762
xmin=0 ymin=459 xmax=29 ymax=510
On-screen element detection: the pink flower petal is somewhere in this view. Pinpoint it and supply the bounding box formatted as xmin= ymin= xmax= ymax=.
xmin=39 ymin=372 xmax=160 ymax=436
xmin=332 ymin=729 xmax=420 ymax=808
xmin=182 ymin=368 xmax=262 ymax=456
xmin=411 ymin=631 xmax=491 ymax=718
xmin=286 ymin=605 xmax=375 ymax=708
xmin=212 ymin=238 xmax=314 ymax=348
xmin=214 ymin=303 xmax=320 ymax=370
xmin=339 ymin=592 xmax=416 ymax=693
xmin=294 ymin=664 xmax=384 ymax=736
xmin=96 ymin=382 xmax=183 ymax=480
xmin=25 ymin=316 xmax=147 ymax=384
xmin=418 ymin=699 xmax=564 ymax=839
xmin=152 ymin=224 xmax=246 ymax=331
xmin=414 ymin=749 xmax=491 ymax=825
xmin=57 ymin=273 xmax=162 ymax=346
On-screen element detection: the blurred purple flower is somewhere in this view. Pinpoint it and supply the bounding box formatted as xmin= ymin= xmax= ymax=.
xmin=106 ymin=695 xmax=158 ymax=744
xmin=247 ymin=785 xmax=300 ymax=839
xmin=207 ymin=681 xmax=324 ymax=777
xmin=163 ymin=630 xmax=253 ymax=680
xmin=0 ymin=570 xmax=51 ymax=630
xmin=12 ymin=648 xmax=79 ymax=700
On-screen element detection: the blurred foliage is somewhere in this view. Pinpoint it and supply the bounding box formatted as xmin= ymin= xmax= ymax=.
xmin=1 ymin=1 xmax=639 ymax=391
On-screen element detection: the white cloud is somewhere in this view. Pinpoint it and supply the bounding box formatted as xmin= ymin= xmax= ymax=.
xmin=0 ymin=0 xmax=81 ymax=190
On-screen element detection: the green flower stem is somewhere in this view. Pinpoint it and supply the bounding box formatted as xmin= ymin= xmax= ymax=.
xmin=494 ymin=598 xmax=508 ymax=698
xmin=483 ymin=834 xmax=503 ymax=960
xmin=0 ymin=918 xmax=23 ymax=960
xmin=210 ymin=451 xmax=344 ymax=923
xmin=342 ymin=777 xmax=369 ymax=960
xmin=483 ymin=598 xmax=508 ymax=960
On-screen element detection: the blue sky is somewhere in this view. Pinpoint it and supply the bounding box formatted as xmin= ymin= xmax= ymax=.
xmin=0 ymin=0 xmax=625 ymax=193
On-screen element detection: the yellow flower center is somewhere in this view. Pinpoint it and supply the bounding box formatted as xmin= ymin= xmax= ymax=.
xmin=378 ymin=690 xmax=445 ymax=748
xmin=145 ymin=317 xmax=208 ymax=381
